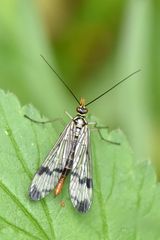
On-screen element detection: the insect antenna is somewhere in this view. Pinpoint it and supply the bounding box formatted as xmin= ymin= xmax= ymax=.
xmin=86 ymin=69 xmax=141 ymax=106
xmin=40 ymin=54 xmax=80 ymax=105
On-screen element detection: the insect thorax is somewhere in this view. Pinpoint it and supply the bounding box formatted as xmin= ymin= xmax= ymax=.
xmin=73 ymin=115 xmax=87 ymax=128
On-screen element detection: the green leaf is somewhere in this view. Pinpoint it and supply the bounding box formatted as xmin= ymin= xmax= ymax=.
xmin=0 ymin=89 xmax=159 ymax=240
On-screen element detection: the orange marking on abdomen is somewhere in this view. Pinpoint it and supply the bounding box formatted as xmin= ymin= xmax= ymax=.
xmin=54 ymin=176 xmax=66 ymax=196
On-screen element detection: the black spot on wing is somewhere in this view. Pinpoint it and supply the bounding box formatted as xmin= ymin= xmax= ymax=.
xmin=38 ymin=166 xmax=63 ymax=176
xmin=86 ymin=178 xmax=93 ymax=188
xmin=73 ymin=198 xmax=90 ymax=213
xmin=29 ymin=185 xmax=41 ymax=201
xmin=70 ymin=195 xmax=91 ymax=213
xmin=38 ymin=166 xmax=52 ymax=176
xmin=71 ymin=172 xmax=93 ymax=188
xmin=77 ymin=199 xmax=90 ymax=213
xmin=53 ymin=168 xmax=63 ymax=173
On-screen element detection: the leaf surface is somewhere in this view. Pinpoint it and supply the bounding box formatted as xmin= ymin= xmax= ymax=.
xmin=0 ymin=90 xmax=159 ymax=240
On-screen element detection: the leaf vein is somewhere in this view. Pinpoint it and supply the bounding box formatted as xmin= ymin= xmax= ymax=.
xmin=41 ymin=200 xmax=56 ymax=239
xmin=0 ymin=103 xmax=32 ymax=179
xmin=0 ymin=214 xmax=42 ymax=240
xmin=93 ymin=140 xmax=110 ymax=240
xmin=0 ymin=180 xmax=50 ymax=240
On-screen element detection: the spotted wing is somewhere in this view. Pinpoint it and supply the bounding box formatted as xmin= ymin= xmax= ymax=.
xmin=29 ymin=121 xmax=75 ymax=200
xmin=69 ymin=125 xmax=93 ymax=213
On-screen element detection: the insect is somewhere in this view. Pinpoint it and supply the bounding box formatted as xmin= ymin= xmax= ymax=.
xmin=26 ymin=55 xmax=140 ymax=213
xmin=60 ymin=200 xmax=65 ymax=208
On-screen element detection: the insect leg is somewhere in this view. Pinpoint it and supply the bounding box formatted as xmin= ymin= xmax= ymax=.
xmin=24 ymin=114 xmax=65 ymax=126
xmin=89 ymin=122 xmax=120 ymax=145
xmin=65 ymin=111 xmax=73 ymax=120
xmin=88 ymin=121 xmax=109 ymax=129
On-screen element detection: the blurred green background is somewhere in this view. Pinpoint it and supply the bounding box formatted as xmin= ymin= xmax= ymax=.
xmin=0 ymin=0 xmax=159 ymax=176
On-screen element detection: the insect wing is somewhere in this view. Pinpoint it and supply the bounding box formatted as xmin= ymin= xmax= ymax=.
xmin=69 ymin=125 xmax=93 ymax=213
xmin=29 ymin=121 xmax=75 ymax=200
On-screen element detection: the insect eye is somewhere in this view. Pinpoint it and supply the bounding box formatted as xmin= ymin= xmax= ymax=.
xmin=76 ymin=107 xmax=88 ymax=114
